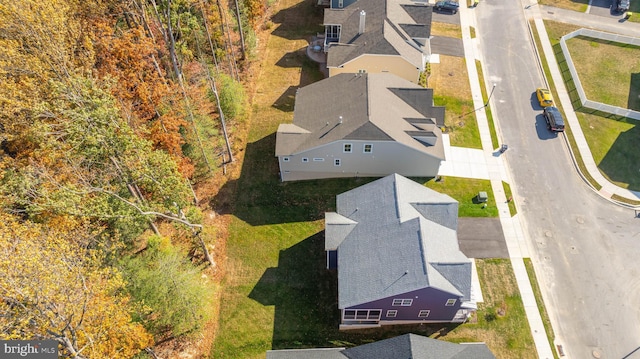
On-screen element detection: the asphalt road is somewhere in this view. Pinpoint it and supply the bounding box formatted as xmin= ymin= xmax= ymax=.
xmin=474 ymin=2 xmax=640 ymax=358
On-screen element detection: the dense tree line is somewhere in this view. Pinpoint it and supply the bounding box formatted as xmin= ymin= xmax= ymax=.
xmin=0 ymin=0 xmax=262 ymax=356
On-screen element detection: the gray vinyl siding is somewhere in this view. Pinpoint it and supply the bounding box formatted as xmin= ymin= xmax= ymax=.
xmin=342 ymin=287 xmax=463 ymax=324
xmin=279 ymin=140 xmax=442 ymax=181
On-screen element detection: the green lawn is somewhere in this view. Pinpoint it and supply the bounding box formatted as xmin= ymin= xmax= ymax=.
xmin=476 ymin=60 xmax=500 ymax=150
xmin=538 ymin=0 xmax=588 ymax=12
xmin=565 ymin=36 xmax=640 ymax=110
xmin=420 ymin=176 xmax=499 ymax=217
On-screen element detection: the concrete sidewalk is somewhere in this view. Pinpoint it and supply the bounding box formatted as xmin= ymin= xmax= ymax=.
xmin=456 ymin=4 xmax=557 ymax=359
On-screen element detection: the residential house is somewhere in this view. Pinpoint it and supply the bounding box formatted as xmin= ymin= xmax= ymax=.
xmin=323 ymin=0 xmax=433 ymax=83
xmin=325 ymin=174 xmax=477 ymax=329
xmin=266 ymin=333 xmax=496 ymax=358
xmin=275 ymin=73 xmax=445 ymax=182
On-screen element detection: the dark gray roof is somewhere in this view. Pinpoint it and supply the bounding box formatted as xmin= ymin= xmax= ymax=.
xmin=324 ymin=0 xmax=432 ymax=68
xmin=275 ymin=73 xmax=445 ymax=159
xmin=341 ymin=334 xmax=496 ymax=359
xmin=267 ymin=334 xmax=496 ymax=359
xmin=326 ymin=174 xmax=472 ymax=309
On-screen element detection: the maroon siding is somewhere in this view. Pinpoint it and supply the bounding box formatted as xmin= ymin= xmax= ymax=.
xmin=343 ymin=287 xmax=463 ymax=323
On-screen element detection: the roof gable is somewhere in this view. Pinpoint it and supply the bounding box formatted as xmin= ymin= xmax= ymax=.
xmin=329 ymin=174 xmax=472 ymax=308
xmin=340 ymin=334 xmax=497 ymax=359
xmin=324 ymin=0 xmax=432 ymax=68
xmin=276 ymin=73 xmax=445 ymax=159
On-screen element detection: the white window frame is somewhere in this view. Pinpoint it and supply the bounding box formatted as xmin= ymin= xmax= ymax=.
xmin=445 ymin=299 xmax=457 ymax=306
xmin=392 ymin=299 xmax=413 ymax=306
xmin=343 ymin=143 xmax=352 ymax=153
xmin=418 ymin=310 xmax=430 ymax=318
xmin=386 ymin=310 xmax=397 ymax=318
xmin=302 ymin=157 xmax=309 ymax=163
xmin=313 ymin=158 xmax=325 ymax=162
xmin=343 ymin=309 xmax=381 ymax=321
xmin=283 ymin=157 xmax=290 ymax=162
xmin=363 ymin=144 xmax=373 ymax=153
xmin=334 ymin=159 xmax=341 ymax=166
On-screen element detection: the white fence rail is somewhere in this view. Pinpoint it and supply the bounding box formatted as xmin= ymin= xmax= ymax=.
xmin=559 ymin=29 xmax=640 ymax=121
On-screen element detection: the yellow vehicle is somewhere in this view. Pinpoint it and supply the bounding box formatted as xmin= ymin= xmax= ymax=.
xmin=536 ymin=88 xmax=554 ymax=107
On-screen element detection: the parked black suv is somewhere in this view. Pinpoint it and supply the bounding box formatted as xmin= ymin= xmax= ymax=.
xmin=434 ymin=0 xmax=460 ymax=14
xmin=615 ymin=0 xmax=630 ymax=12
xmin=543 ymin=106 xmax=565 ymax=132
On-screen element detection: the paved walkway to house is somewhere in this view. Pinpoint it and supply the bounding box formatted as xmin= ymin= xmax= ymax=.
xmin=438 ymin=135 xmax=491 ymax=179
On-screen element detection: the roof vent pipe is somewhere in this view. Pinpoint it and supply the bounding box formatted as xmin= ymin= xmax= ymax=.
xmin=358 ymin=10 xmax=366 ymax=35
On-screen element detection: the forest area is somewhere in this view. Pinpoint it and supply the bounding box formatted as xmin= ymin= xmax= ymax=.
xmin=0 ymin=0 xmax=267 ymax=357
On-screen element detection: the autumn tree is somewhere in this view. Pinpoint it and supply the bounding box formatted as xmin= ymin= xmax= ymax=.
xmin=0 ymin=76 xmax=195 ymax=241
xmin=0 ymin=214 xmax=153 ymax=358
xmin=122 ymin=236 xmax=213 ymax=337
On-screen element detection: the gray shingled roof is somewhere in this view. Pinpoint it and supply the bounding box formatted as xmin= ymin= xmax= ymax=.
xmin=267 ymin=334 xmax=496 ymax=359
xmin=325 ymin=174 xmax=472 ymax=309
xmin=341 ymin=334 xmax=497 ymax=359
xmin=323 ymin=0 xmax=432 ymax=68
xmin=275 ymin=73 xmax=445 ymax=159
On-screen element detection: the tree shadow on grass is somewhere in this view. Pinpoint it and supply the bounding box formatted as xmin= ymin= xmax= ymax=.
xmin=271 ymin=0 xmax=324 ymax=41
xmin=210 ymin=133 xmax=377 ymax=226
xmin=598 ymin=121 xmax=640 ymax=191
xmin=249 ymin=231 xmax=455 ymax=350
xmin=629 ymin=73 xmax=640 ymax=111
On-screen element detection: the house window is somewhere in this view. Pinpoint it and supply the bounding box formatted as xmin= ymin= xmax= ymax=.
xmin=313 ymin=158 xmax=325 ymax=162
xmin=338 ymin=0 xmax=343 ymax=7
xmin=302 ymin=158 xmax=309 ymax=163
xmin=334 ymin=159 xmax=341 ymax=166
xmin=326 ymin=25 xmax=340 ymax=40
xmin=283 ymin=157 xmax=290 ymax=162
xmin=445 ymin=299 xmax=457 ymax=306
xmin=392 ymin=299 xmax=413 ymax=306
xmin=363 ymin=144 xmax=373 ymax=153
xmin=386 ymin=310 xmax=398 ymax=318
xmin=343 ymin=143 xmax=352 ymax=153
xmin=343 ymin=309 xmax=381 ymax=321
xmin=418 ymin=310 xmax=430 ymax=318
xmin=343 ymin=310 xmax=356 ymax=320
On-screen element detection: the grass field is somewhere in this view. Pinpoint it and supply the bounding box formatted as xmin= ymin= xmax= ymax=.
xmin=430 ymin=55 xmax=482 ymax=149
xmin=431 ymin=22 xmax=463 ymax=39
xmin=538 ymin=0 xmax=588 ymax=12
xmin=565 ymin=36 xmax=640 ymax=110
